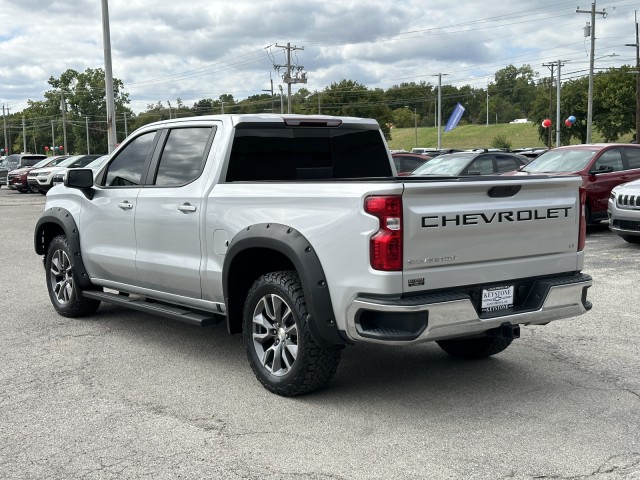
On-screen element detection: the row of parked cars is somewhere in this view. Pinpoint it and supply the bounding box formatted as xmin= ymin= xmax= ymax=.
xmin=2 ymin=142 xmax=640 ymax=244
xmin=0 ymin=153 xmax=108 ymax=194
xmin=392 ymin=143 xmax=640 ymax=243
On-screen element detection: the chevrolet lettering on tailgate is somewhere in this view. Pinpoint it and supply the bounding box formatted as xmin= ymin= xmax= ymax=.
xmin=422 ymin=207 xmax=573 ymax=228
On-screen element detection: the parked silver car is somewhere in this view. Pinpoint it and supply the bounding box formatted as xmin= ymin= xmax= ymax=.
xmin=608 ymin=179 xmax=640 ymax=244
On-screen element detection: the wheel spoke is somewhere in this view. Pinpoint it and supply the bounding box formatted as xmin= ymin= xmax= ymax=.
xmin=251 ymin=290 xmax=300 ymax=377
xmin=49 ymin=248 xmax=73 ymax=306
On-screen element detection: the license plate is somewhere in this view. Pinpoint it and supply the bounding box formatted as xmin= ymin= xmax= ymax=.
xmin=481 ymin=285 xmax=514 ymax=312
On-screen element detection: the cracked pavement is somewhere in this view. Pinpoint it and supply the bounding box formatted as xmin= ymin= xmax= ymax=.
xmin=1 ymin=189 xmax=639 ymax=479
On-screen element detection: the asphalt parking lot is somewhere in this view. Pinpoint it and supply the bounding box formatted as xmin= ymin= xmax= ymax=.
xmin=1 ymin=187 xmax=639 ymax=480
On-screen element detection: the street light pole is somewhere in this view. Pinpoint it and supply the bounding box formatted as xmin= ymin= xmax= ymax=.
xmin=433 ymin=73 xmax=448 ymax=149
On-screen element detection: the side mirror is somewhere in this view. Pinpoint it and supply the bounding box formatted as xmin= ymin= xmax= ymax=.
xmin=65 ymin=169 xmax=94 ymax=199
xmin=590 ymin=165 xmax=614 ymax=174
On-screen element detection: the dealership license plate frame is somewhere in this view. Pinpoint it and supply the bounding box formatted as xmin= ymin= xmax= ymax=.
xmin=481 ymin=285 xmax=514 ymax=312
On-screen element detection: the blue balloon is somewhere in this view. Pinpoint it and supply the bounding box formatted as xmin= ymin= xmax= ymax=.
xmin=568 ymin=115 xmax=576 ymax=124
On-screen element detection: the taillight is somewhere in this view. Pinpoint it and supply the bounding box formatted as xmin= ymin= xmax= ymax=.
xmin=578 ymin=186 xmax=586 ymax=251
xmin=365 ymin=195 xmax=403 ymax=271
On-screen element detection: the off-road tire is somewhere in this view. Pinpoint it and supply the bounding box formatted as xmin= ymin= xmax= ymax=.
xmin=243 ymin=270 xmax=342 ymax=396
xmin=436 ymin=335 xmax=513 ymax=359
xmin=45 ymin=235 xmax=101 ymax=317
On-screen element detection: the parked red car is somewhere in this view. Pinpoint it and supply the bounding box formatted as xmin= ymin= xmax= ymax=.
xmin=7 ymin=155 xmax=69 ymax=192
xmin=507 ymin=144 xmax=640 ymax=224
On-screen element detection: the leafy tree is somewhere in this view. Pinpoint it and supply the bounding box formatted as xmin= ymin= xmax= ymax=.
xmin=392 ymin=107 xmax=416 ymax=128
xmin=593 ymin=66 xmax=637 ymax=142
xmin=492 ymin=64 xmax=538 ymax=120
xmin=45 ymin=68 xmax=131 ymax=153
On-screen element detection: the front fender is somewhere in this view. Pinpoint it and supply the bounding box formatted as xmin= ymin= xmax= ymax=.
xmin=34 ymin=207 xmax=93 ymax=289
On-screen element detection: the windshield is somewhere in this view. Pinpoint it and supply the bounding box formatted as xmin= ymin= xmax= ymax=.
xmin=32 ymin=158 xmax=55 ymax=168
xmin=411 ymin=153 xmax=475 ymax=175
xmin=522 ymin=149 xmax=597 ymax=173
xmin=86 ymin=155 xmax=109 ymax=171
xmin=57 ymin=155 xmax=84 ymax=168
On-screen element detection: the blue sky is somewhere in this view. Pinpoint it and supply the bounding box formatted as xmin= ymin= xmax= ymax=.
xmin=0 ymin=0 xmax=637 ymax=113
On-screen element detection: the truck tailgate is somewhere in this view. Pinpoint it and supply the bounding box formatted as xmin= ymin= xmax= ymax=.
xmin=401 ymin=176 xmax=583 ymax=292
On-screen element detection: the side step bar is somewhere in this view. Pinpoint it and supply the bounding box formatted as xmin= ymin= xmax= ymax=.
xmin=82 ymin=290 xmax=224 ymax=327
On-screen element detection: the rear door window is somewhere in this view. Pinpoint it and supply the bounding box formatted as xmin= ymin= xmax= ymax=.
xmin=623 ymin=147 xmax=640 ymax=170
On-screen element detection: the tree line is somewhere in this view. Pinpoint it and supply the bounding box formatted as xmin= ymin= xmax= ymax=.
xmin=2 ymin=63 xmax=637 ymax=155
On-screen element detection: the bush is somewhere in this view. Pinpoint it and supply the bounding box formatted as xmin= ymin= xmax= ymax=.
xmin=491 ymin=134 xmax=512 ymax=150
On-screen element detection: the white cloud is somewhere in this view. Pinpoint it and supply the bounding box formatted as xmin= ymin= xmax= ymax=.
xmin=0 ymin=0 xmax=636 ymax=113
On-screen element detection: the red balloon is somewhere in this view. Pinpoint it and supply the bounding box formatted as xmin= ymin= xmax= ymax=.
xmin=542 ymin=119 xmax=552 ymax=128
xmin=59 ymin=145 xmax=63 ymax=150
xmin=565 ymin=119 xmax=572 ymax=127
xmin=44 ymin=146 xmax=49 ymax=151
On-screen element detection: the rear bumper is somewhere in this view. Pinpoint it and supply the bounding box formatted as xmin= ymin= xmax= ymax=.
xmin=345 ymin=273 xmax=592 ymax=344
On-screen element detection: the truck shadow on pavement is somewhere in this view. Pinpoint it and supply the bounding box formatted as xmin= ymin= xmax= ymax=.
xmin=89 ymin=302 xmax=578 ymax=417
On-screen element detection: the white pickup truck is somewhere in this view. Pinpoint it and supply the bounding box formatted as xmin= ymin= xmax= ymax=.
xmin=34 ymin=114 xmax=592 ymax=396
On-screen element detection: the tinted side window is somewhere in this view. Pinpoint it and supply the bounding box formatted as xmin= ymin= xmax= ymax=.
xmin=468 ymin=156 xmax=494 ymax=174
xmin=623 ymin=147 xmax=640 ymax=169
xmin=496 ymin=155 xmax=519 ymax=173
xmin=104 ymin=131 xmax=157 ymax=186
xmin=594 ymin=149 xmax=623 ymax=172
xmin=154 ymin=127 xmax=212 ymax=187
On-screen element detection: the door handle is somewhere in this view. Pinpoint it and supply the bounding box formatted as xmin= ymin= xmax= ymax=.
xmin=178 ymin=203 xmax=197 ymax=213
xmin=117 ymin=201 xmax=134 ymax=210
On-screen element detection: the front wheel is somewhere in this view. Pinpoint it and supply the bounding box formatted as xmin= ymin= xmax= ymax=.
xmin=45 ymin=235 xmax=101 ymax=317
xmin=436 ymin=335 xmax=513 ymax=359
xmin=243 ymin=271 xmax=342 ymax=396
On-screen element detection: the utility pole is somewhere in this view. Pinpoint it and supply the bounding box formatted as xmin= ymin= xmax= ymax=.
xmin=101 ymin=0 xmax=117 ymax=153
xmin=3 ymin=105 xmax=9 ymax=154
xmin=273 ymin=43 xmax=307 ymax=113
xmin=577 ymin=1 xmax=607 ymax=143
xmin=60 ymin=93 xmax=68 ymax=154
xmin=22 ymin=116 xmax=26 ymax=153
xmin=51 ymin=120 xmax=55 ymax=153
xmin=278 ymin=85 xmax=284 ymax=114
xmin=486 ymin=83 xmax=489 ymax=127
xmin=123 ymin=112 xmax=128 ymax=138
xmin=261 ymin=75 xmax=275 ymax=112
xmin=626 ymin=11 xmax=640 ymax=142
xmin=86 ymin=117 xmax=90 ymax=154
xmin=543 ymin=62 xmax=556 ymax=142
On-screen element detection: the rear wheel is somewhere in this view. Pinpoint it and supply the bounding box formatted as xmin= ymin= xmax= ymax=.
xmin=45 ymin=235 xmax=101 ymax=317
xmin=243 ymin=270 xmax=342 ymax=396
xmin=437 ymin=335 xmax=513 ymax=359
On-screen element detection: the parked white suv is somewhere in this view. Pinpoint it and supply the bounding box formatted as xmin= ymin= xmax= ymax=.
xmin=608 ymin=179 xmax=640 ymax=244
xmin=28 ymin=154 xmax=103 ymax=194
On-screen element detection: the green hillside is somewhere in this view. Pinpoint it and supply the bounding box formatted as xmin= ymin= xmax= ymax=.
xmin=387 ymin=123 xmax=634 ymax=151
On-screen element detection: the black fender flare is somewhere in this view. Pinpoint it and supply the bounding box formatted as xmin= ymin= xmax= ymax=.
xmin=34 ymin=207 xmax=93 ymax=289
xmin=223 ymin=223 xmax=347 ymax=346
